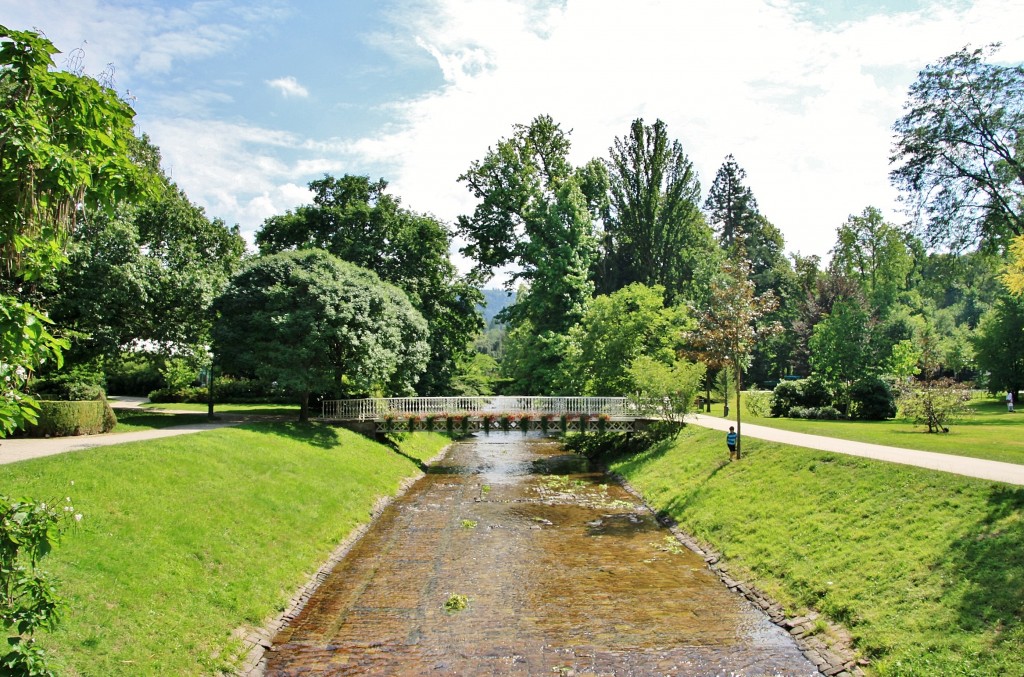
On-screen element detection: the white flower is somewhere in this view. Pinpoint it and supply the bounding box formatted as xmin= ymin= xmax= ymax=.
xmin=40 ymin=503 xmax=46 ymax=510
xmin=74 ymin=514 xmax=83 ymax=522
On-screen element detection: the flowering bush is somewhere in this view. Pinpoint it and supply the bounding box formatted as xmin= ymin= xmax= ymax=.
xmin=1 ymin=492 xmax=80 ymax=676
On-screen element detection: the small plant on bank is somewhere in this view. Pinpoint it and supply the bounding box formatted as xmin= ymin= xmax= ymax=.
xmin=444 ymin=593 xmax=469 ymax=613
xmin=1 ymin=493 xmax=81 ymax=676
xmin=460 ymin=519 xmax=478 ymax=529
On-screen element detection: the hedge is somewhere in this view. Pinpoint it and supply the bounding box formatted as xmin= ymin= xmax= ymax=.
xmin=25 ymin=400 xmax=118 ymax=438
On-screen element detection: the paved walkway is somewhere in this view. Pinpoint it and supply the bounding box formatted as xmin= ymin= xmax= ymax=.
xmin=0 ymin=398 xmax=242 ymax=466
xmin=689 ymin=414 xmax=1024 ymax=487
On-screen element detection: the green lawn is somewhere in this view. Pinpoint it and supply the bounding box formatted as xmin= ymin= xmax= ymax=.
xmin=611 ymin=426 xmax=1024 ymax=676
xmin=704 ymin=398 xmax=1024 ymax=465
xmin=111 ymin=408 xmax=211 ymax=432
xmin=0 ymin=424 xmax=450 ymax=676
xmin=139 ymin=401 xmax=301 ymax=417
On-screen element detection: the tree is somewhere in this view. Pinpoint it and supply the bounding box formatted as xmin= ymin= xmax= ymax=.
xmin=0 ymin=26 xmax=151 ymax=435
xmin=256 ymin=175 xmax=481 ymax=395
xmin=891 ymin=45 xmax=1024 ymax=250
xmin=972 ymin=294 xmax=1024 ymax=401
xmin=627 ymin=355 xmax=706 ymax=438
xmin=830 ymin=207 xmax=913 ymax=314
xmin=599 ymin=119 xmax=716 ymax=302
xmin=688 ymin=260 xmax=780 ymax=458
xmin=704 ymin=154 xmax=760 ymax=249
xmin=212 ymin=250 xmax=429 ymax=421
xmin=49 ymin=162 xmax=245 ymax=364
xmin=898 ymin=378 xmax=972 ymax=433
xmin=561 ymin=283 xmax=693 ymax=396
xmin=808 ymin=297 xmax=874 ymax=411
xmin=457 ymin=115 xmax=599 ymax=335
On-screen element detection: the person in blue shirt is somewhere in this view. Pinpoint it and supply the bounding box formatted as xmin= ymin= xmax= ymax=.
xmin=726 ymin=426 xmax=738 ymax=459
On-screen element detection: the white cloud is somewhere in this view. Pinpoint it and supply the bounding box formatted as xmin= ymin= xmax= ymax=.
xmin=357 ymin=0 xmax=1024 ymax=261
xmin=266 ymin=75 xmax=310 ymax=98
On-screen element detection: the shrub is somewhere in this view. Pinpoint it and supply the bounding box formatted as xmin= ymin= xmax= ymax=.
xmin=25 ymin=400 xmax=117 ymax=437
xmin=105 ymin=354 xmax=162 ymax=396
xmin=788 ymin=405 xmax=843 ymax=420
xmin=32 ymin=362 xmax=106 ymax=401
xmin=770 ymin=380 xmax=803 ymax=417
xmin=801 ymin=377 xmax=832 ymax=408
xmin=744 ymin=390 xmax=772 ymax=418
xmin=849 ymin=376 xmax=897 ymax=420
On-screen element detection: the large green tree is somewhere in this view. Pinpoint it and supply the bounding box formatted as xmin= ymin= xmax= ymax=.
xmin=809 ymin=297 xmax=875 ymax=410
xmin=458 ymin=114 xmax=600 ymax=335
xmin=830 ymin=206 xmax=914 ymax=315
xmin=0 ymin=26 xmax=151 ymax=434
xmin=599 ymin=118 xmax=716 ymax=302
xmin=891 ymin=44 xmax=1024 ymax=250
xmin=256 ymin=174 xmax=480 ymax=395
xmin=49 ymin=144 xmax=245 ymax=364
xmin=212 ymin=250 xmax=429 ymax=421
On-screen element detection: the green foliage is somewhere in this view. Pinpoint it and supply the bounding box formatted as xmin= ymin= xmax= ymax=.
xmin=255 ymin=174 xmax=482 ymax=395
xmin=599 ymin=118 xmax=715 ymax=303
xmin=1 ymin=494 xmax=79 ymax=675
xmin=972 ymin=294 xmax=1024 ymax=397
xmin=25 ymin=400 xmax=117 ymax=437
xmin=809 ymin=297 xmax=873 ymax=409
xmin=561 ymin=283 xmax=692 ymax=395
xmin=0 ymin=297 xmax=68 ymax=436
xmin=627 ymin=355 xmax=705 ymax=436
xmin=213 ymin=250 xmax=429 ymax=420
xmin=30 ymin=361 xmax=105 ymax=401
xmin=458 ymin=115 xmax=598 ymax=336
xmin=103 ymin=353 xmax=163 ymax=396
xmin=498 ymin=320 xmax=571 ymax=395
xmin=770 ymin=378 xmax=832 ymax=417
xmin=743 ymin=390 xmax=771 ymax=418
xmin=787 ymin=406 xmax=844 ymax=420
xmin=444 ymin=593 xmax=469 ymax=612
xmin=884 ymin=339 xmax=922 ymax=381
xmin=830 ymin=207 xmax=913 ymax=314
xmin=849 ymin=376 xmax=897 ymax=421
xmin=898 ymin=378 xmax=973 ymax=433
xmin=891 ymin=44 xmax=1024 ymax=250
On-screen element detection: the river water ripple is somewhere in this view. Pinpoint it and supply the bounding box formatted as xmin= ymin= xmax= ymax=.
xmin=264 ymin=433 xmax=818 ymax=676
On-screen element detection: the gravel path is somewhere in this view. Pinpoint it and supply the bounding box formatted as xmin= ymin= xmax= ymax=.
xmin=689 ymin=413 xmax=1024 ymax=487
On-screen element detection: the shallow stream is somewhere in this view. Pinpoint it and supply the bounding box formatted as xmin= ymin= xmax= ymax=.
xmin=264 ymin=433 xmax=817 ymax=675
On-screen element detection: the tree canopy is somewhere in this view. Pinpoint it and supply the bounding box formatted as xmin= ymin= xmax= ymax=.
xmin=599 ymin=118 xmax=716 ymax=302
xmin=256 ymin=174 xmax=481 ymax=395
xmin=891 ymin=44 xmax=1024 ymax=251
xmin=212 ymin=249 xmax=429 ymax=420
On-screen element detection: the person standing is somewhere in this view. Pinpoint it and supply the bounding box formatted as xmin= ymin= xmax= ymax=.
xmin=726 ymin=426 xmax=738 ymax=459
xmin=1009 ymin=391 xmax=1016 ymax=413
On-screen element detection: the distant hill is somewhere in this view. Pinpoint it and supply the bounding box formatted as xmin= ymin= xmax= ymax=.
xmin=479 ymin=288 xmax=515 ymax=326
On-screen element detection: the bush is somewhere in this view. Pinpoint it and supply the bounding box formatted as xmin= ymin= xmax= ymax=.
xmin=25 ymin=399 xmax=117 ymax=437
xmin=744 ymin=390 xmax=772 ymax=418
xmin=788 ymin=405 xmax=844 ymax=420
xmin=105 ymin=354 xmax=163 ymax=396
xmin=31 ymin=362 xmax=106 ymax=401
xmin=801 ymin=377 xmax=832 ymax=408
xmin=849 ymin=376 xmax=897 ymax=420
xmin=770 ymin=380 xmax=804 ymax=417
xmin=148 ymin=377 xmax=296 ymax=404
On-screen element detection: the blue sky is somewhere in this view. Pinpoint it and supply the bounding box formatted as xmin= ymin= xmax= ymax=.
xmin=3 ymin=0 xmax=1023 ymax=276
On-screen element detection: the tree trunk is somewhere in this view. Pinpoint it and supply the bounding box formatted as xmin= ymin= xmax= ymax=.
xmin=735 ymin=358 xmax=742 ymax=460
xmin=300 ymin=390 xmax=309 ymax=422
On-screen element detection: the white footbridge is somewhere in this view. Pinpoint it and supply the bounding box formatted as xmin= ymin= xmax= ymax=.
xmin=321 ymin=396 xmax=648 ymax=434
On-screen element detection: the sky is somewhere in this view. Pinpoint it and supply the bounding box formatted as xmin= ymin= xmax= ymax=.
xmin=3 ymin=0 xmax=1024 ymax=279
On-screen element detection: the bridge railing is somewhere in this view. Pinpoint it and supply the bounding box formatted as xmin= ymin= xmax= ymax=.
xmin=321 ymin=396 xmax=632 ymax=421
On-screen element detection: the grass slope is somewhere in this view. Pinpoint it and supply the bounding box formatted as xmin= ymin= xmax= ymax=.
xmin=0 ymin=424 xmax=449 ymax=676
xmin=611 ymin=426 xmax=1024 ymax=676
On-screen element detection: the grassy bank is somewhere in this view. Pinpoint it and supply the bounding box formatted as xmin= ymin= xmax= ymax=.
xmin=0 ymin=424 xmax=449 ymax=675
xmin=610 ymin=426 xmax=1024 ymax=676
xmin=706 ymin=399 xmax=1024 ymax=465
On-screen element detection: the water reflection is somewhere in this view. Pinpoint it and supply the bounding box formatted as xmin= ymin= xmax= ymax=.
xmin=264 ymin=432 xmax=817 ymax=676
